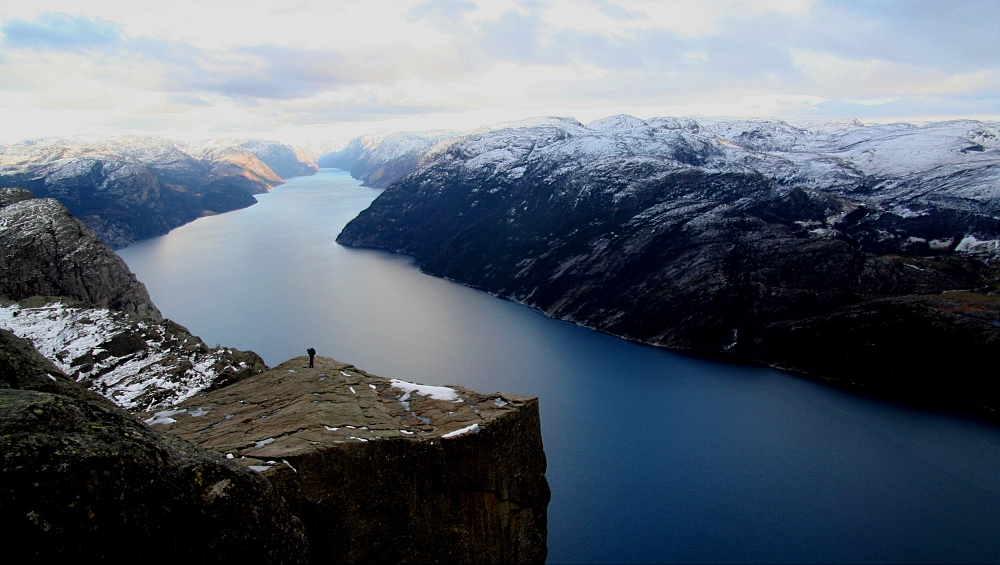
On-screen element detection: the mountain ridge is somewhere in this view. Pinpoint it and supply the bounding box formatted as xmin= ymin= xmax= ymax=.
xmin=337 ymin=115 xmax=1000 ymax=416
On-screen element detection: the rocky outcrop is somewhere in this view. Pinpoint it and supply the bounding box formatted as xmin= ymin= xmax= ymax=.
xmin=146 ymin=356 xmax=550 ymax=564
xmin=0 ymin=190 xmax=161 ymax=320
xmin=338 ymin=116 xmax=1000 ymax=416
xmin=1 ymin=297 xmax=266 ymax=411
xmin=0 ymin=136 xmax=315 ymax=248
xmin=0 ymin=328 xmax=309 ymax=563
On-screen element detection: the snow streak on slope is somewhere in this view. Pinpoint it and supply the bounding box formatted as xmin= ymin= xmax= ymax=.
xmin=0 ymin=300 xmax=263 ymax=411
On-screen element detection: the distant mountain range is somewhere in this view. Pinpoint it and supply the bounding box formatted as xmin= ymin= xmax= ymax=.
xmin=318 ymin=130 xmax=461 ymax=188
xmin=337 ymin=116 xmax=1000 ymax=415
xmin=0 ymin=137 xmax=318 ymax=248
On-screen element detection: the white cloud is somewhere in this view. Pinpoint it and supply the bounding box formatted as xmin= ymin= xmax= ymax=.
xmin=0 ymin=0 xmax=996 ymax=143
xmin=792 ymin=50 xmax=1000 ymax=97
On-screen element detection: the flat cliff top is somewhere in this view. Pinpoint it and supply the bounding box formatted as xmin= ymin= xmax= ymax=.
xmin=143 ymin=356 xmax=533 ymax=468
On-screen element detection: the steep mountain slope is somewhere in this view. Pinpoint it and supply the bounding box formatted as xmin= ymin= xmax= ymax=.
xmin=338 ymin=116 xmax=1000 ymax=415
xmin=0 ymin=136 xmax=317 ymax=248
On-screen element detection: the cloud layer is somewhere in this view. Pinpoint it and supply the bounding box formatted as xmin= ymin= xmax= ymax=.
xmin=0 ymin=0 xmax=997 ymax=142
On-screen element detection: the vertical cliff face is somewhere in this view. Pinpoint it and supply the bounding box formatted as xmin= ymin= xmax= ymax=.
xmin=146 ymin=356 xmax=550 ymax=564
xmin=0 ymin=328 xmax=309 ymax=562
xmin=0 ymin=190 xmax=162 ymax=320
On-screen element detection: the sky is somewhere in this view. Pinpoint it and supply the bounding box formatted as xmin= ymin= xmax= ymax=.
xmin=0 ymin=0 xmax=997 ymax=145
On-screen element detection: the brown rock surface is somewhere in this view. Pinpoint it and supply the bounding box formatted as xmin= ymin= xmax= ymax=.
xmin=145 ymin=356 xmax=550 ymax=564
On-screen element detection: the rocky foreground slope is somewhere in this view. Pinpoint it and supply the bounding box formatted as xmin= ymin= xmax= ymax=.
xmin=0 ymin=298 xmax=266 ymax=411
xmin=0 ymin=137 xmax=317 ymax=248
xmin=338 ymin=116 xmax=1000 ymax=415
xmin=146 ymin=356 xmax=549 ymax=564
xmin=1 ymin=328 xmax=309 ymax=562
xmin=1 ymin=188 xmax=266 ymax=409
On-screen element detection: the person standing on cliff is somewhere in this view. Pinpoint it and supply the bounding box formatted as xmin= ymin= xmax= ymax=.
xmin=307 ymin=347 xmax=316 ymax=368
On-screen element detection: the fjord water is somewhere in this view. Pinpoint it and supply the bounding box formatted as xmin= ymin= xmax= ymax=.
xmin=118 ymin=169 xmax=1000 ymax=564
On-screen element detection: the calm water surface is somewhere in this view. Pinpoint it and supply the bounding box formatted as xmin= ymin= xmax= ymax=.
xmin=119 ymin=169 xmax=1000 ymax=564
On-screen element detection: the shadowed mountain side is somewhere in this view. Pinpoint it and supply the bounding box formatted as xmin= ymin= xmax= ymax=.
xmin=337 ymin=117 xmax=1000 ymax=417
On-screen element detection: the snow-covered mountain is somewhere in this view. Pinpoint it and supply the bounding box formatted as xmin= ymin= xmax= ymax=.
xmin=0 ymin=136 xmax=318 ymax=248
xmin=338 ymin=115 xmax=1000 ymax=415
xmin=318 ymin=130 xmax=461 ymax=188
xmin=336 ymin=116 xmax=999 ymax=251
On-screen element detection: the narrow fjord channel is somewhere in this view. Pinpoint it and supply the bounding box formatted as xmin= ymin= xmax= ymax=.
xmin=118 ymin=169 xmax=1000 ymax=564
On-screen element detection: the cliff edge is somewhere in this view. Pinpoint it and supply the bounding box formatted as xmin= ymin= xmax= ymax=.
xmin=145 ymin=355 xmax=550 ymax=564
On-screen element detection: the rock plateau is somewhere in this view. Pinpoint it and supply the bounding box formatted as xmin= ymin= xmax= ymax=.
xmin=145 ymin=355 xmax=550 ymax=564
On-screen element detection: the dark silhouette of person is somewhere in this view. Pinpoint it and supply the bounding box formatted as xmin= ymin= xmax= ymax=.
xmin=307 ymin=347 xmax=316 ymax=368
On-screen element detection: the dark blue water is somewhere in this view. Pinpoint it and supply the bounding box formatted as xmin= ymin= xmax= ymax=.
xmin=118 ymin=169 xmax=1000 ymax=564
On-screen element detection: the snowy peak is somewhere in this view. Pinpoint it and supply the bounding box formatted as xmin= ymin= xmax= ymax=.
xmin=586 ymin=114 xmax=649 ymax=132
